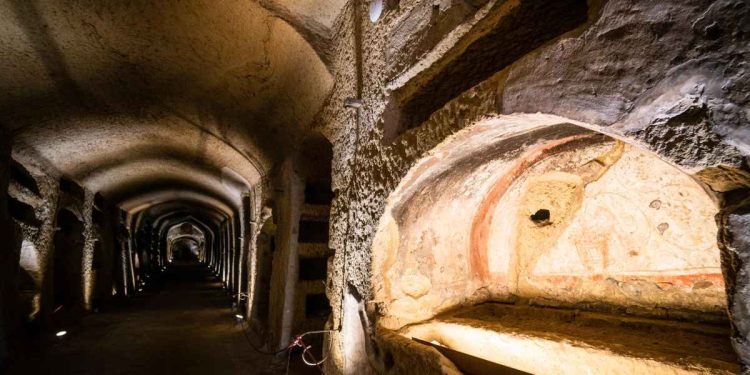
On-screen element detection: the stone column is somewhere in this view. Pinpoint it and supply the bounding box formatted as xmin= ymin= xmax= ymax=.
xmin=268 ymin=158 xmax=303 ymax=349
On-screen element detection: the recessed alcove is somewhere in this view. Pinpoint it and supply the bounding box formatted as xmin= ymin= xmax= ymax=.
xmin=404 ymin=303 xmax=736 ymax=374
xmin=8 ymin=197 xmax=40 ymax=227
xmin=371 ymin=114 xmax=736 ymax=374
xmin=10 ymin=159 xmax=40 ymax=196
xmin=381 ymin=0 xmax=589 ymax=141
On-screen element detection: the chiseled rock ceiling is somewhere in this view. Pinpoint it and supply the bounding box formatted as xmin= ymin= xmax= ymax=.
xmin=0 ymin=0 xmax=339 ymax=210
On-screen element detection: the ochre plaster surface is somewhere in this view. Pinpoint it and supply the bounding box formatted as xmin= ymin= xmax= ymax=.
xmin=374 ymin=121 xmax=725 ymax=330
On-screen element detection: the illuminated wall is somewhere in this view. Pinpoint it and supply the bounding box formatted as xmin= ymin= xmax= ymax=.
xmin=372 ymin=115 xmax=725 ymax=329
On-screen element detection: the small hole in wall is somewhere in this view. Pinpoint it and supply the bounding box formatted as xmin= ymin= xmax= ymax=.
xmin=299 ymin=257 xmax=328 ymax=281
xmin=299 ymin=221 xmax=329 ymax=243
xmin=9 ymin=197 xmax=41 ymax=226
xmin=11 ymin=160 xmax=40 ymax=196
xmin=530 ymin=209 xmax=551 ymax=225
xmin=305 ymin=293 xmax=331 ymax=319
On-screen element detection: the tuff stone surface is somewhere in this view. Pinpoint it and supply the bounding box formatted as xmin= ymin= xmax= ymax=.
xmin=0 ymin=0 xmax=748 ymax=373
xmin=316 ymin=0 xmax=750 ymax=372
xmin=719 ymin=198 xmax=750 ymax=371
xmin=0 ymin=0 xmax=335 ymax=207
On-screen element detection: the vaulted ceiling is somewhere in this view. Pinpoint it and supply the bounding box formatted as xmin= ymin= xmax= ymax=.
xmin=0 ymin=0 xmax=342 ymax=212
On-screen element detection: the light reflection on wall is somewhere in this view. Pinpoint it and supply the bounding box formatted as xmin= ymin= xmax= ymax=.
xmin=19 ymin=239 xmax=41 ymax=319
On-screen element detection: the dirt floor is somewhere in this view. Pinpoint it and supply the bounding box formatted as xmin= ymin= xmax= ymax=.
xmin=6 ymin=264 xmax=319 ymax=375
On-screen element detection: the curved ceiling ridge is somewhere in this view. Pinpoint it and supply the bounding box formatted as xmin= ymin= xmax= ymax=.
xmin=120 ymin=189 xmax=236 ymax=216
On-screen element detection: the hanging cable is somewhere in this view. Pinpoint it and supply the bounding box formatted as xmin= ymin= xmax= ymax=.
xmin=285 ymin=346 xmax=293 ymax=375
xmin=282 ymin=330 xmax=336 ymax=374
xmin=235 ymin=310 xmax=336 ymax=361
xmin=236 ymin=316 xmax=289 ymax=355
xmin=295 ymin=330 xmax=337 ymax=369
xmin=301 ymin=331 xmax=334 ymax=367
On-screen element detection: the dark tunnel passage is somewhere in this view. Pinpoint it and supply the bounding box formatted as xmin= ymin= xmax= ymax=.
xmin=0 ymin=1 xmax=338 ymax=373
xmin=52 ymin=208 xmax=84 ymax=316
xmin=171 ymin=237 xmax=201 ymax=262
xmin=4 ymin=194 xmax=324 ymax=375
xmin=1 ymin=1 xmax=749 ymax=375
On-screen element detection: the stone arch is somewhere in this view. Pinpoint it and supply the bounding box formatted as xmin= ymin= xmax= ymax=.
xmin=167 ymin=223 xmax=206 ymax=263
xmin=370 ymin=113 xmax=740 ymax=374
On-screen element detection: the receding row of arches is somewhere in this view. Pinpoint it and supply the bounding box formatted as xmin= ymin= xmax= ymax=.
xmin=0 ymin=1 xmax=748 ymax=373
xmin=0 ymin=129 xmax=337 ymax=371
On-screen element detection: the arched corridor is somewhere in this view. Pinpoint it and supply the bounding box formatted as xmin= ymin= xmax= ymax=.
xmin=0 ymin=0 xmax=749 ymax=374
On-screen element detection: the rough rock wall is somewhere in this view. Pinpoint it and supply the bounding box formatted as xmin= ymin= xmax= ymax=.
xmin=317 ymin=0 xmax=750 ymax=373
xmin=719 ymin=196 xmax=750 ymax=369
xmin=5 ymin=157 xmax=106 ymax=319
xmin=81 ymin=191 xmax=96 ymax=311
xmin=10 ymin=158 xmax=59 ymax=322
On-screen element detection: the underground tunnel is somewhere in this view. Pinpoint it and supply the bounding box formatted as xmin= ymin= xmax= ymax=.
xmin=0 ymin=0 xmax=748 ymax=374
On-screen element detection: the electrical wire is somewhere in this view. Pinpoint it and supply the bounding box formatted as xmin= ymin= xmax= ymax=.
xmin=285 ymin=346 xmax=293 ymax=375
xmin=236 ymin=312 xmax=337 ymax=366
xmin=283 ymin=330 xmax=336 ymax=374
xmin=237 ymin=317 xmax=289 ymax=355
xmin=297 ymin=330 xmax=336 ymax=370
xmin=301 ymin=332 xmax=333 ymax=367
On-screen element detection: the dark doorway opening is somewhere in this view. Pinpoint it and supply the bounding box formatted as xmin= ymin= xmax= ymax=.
xmin=53 ymin=208 xmax=85 ymax=313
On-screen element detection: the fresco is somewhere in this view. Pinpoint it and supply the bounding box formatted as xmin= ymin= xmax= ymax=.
xmin=373 ymin=122 xmax=725 ymax=329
